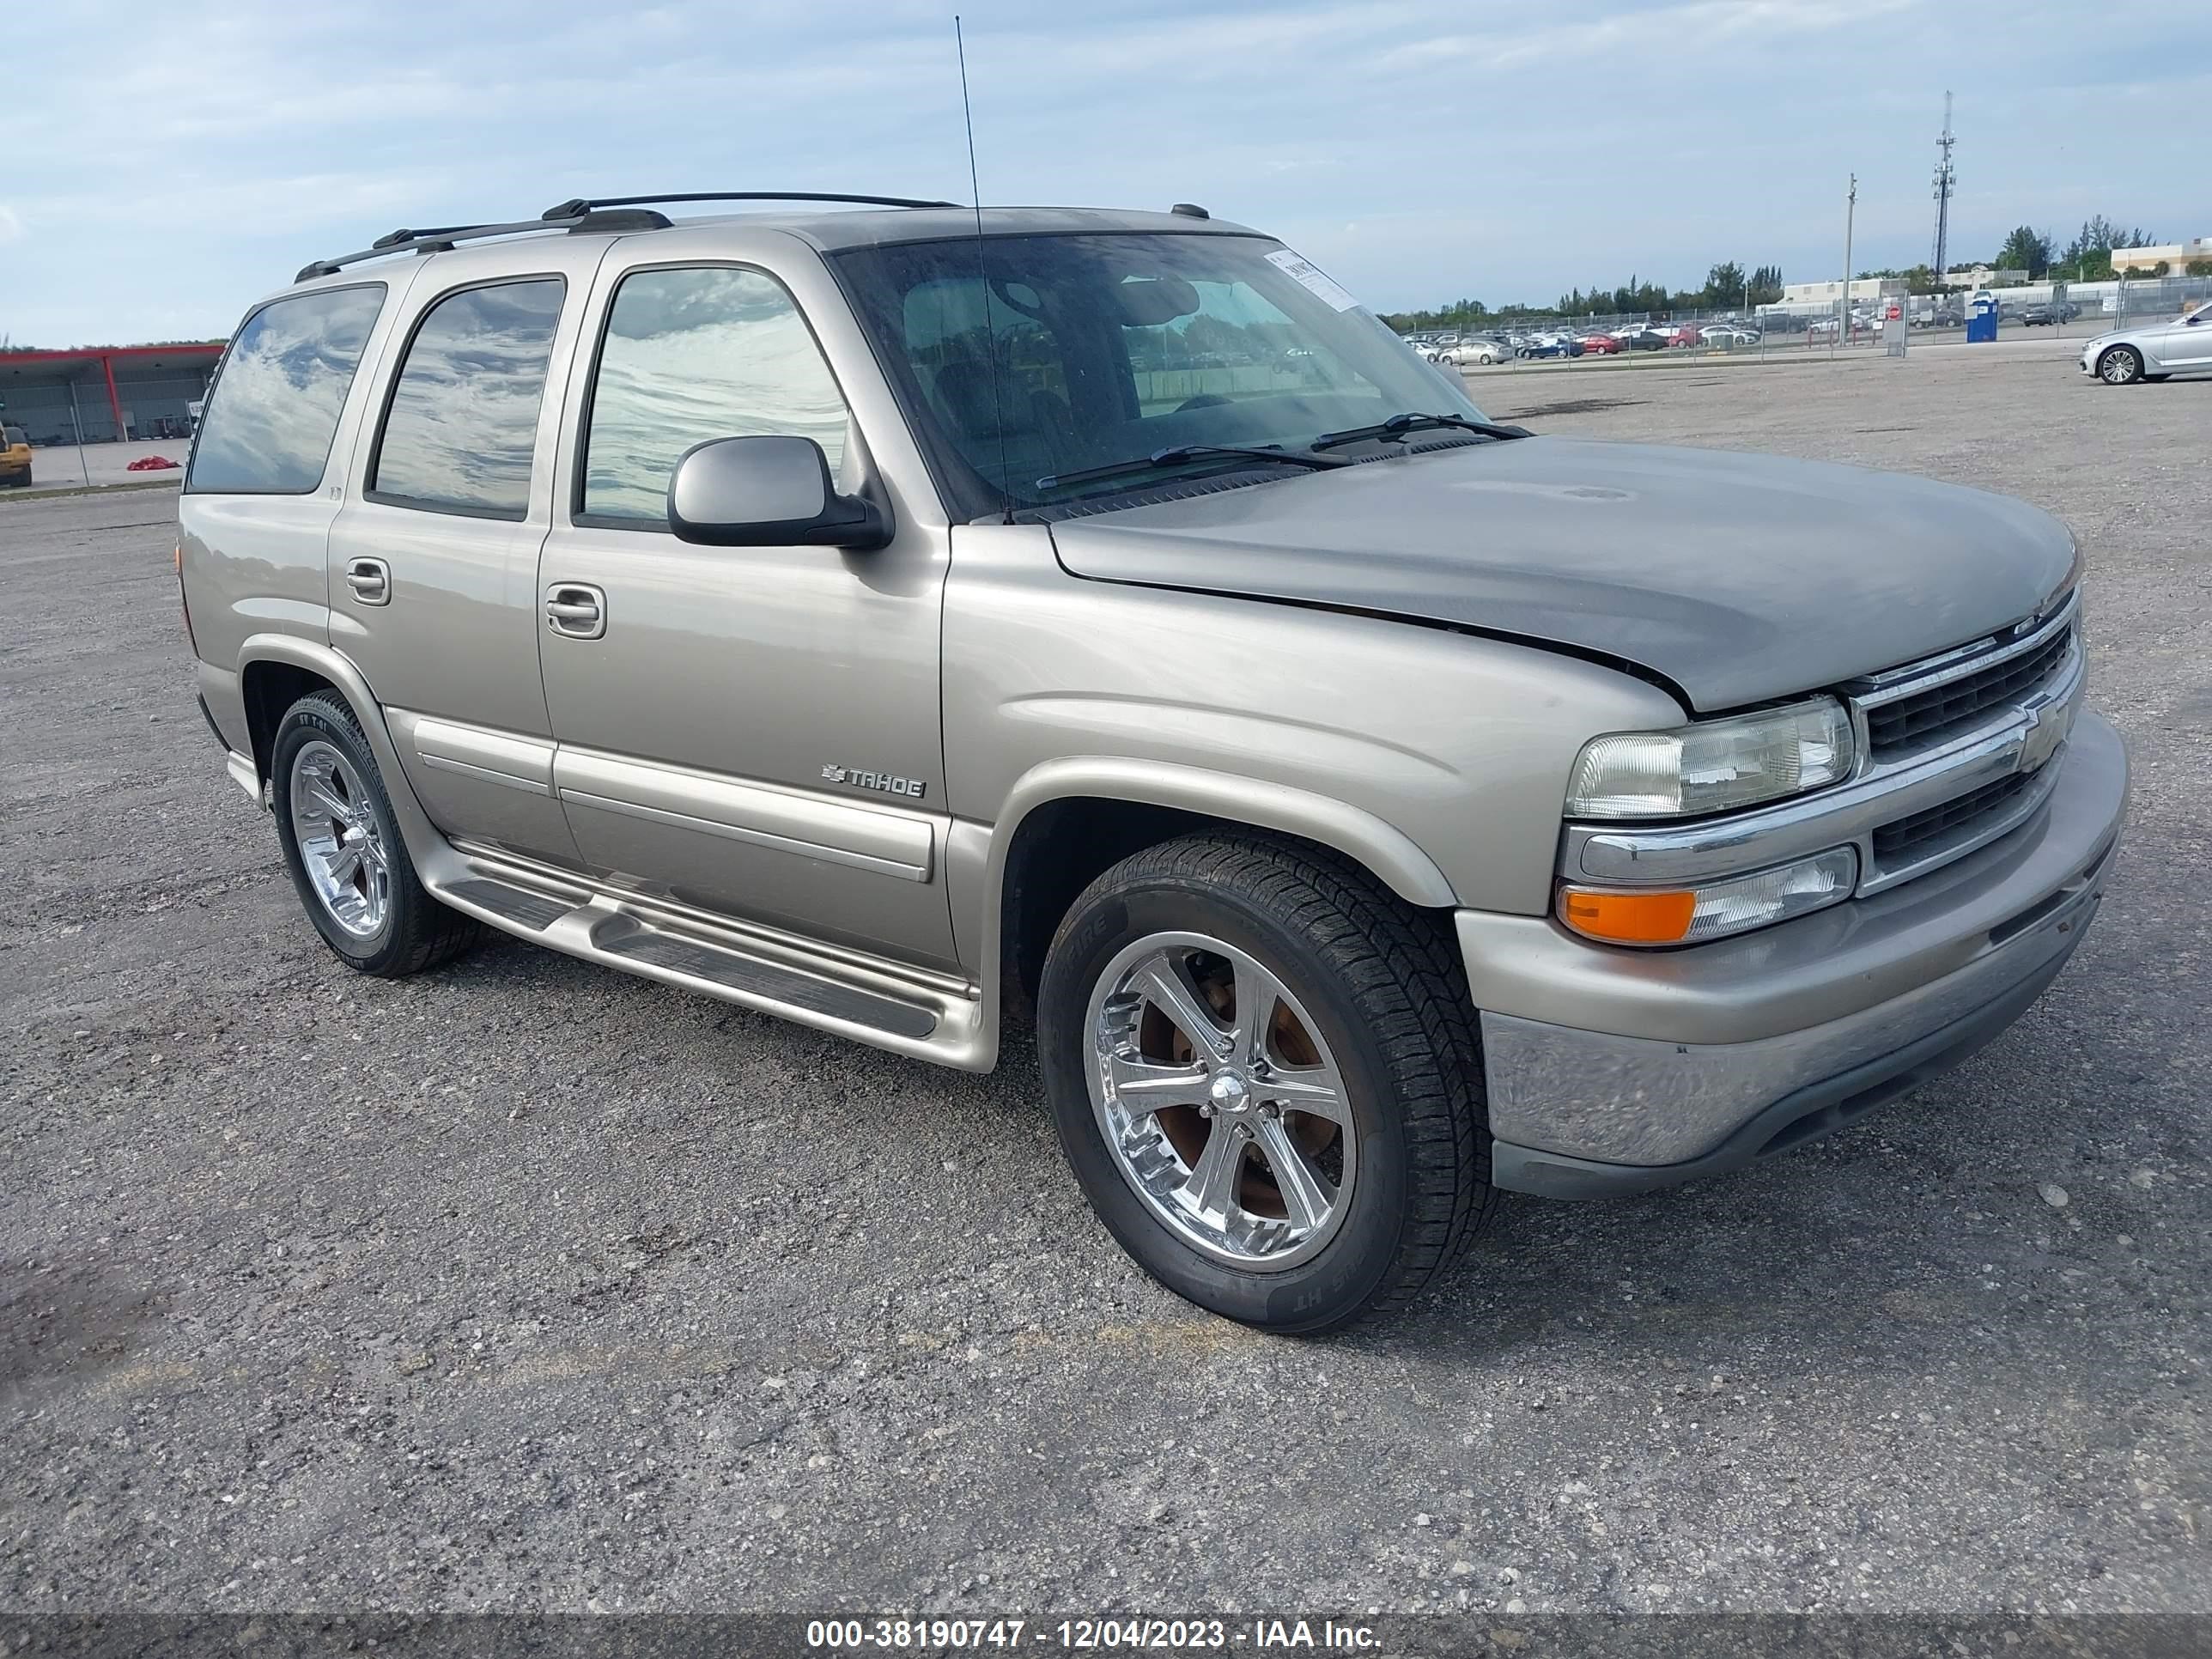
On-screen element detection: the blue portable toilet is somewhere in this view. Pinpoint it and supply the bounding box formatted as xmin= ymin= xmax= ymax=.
xmin=1966 ymin=291 xmax=1999 ymax=343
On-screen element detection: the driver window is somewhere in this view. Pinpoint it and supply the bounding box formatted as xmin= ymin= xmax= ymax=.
xmin=580 ymin=266 xmax=853 ymax=526
xmin=900 ymin=276 xmax=1079 ymax=488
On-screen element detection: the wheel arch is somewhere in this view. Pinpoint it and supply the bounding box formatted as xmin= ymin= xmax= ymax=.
xmin=2097 ymin=342 xmax=2144 ymax=381
xmin=978 ymin=757 xmax=1458 ymax=1027
xmin=235 ymin=634 xmax=442 ymax=857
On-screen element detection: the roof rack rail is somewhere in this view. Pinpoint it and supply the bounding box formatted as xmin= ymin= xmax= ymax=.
xmin=540 ymin=191 xmax=962 ymax=219
xmin=297 ymin=192 xmax=960 ymax=284
xmin=297 ymin=218 xmax=556 ymax=283
xmin=295 ymin=204 xmax=686 ymax=283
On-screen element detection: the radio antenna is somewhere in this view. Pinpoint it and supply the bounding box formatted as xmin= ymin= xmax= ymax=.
xmin=955 ymin=15 xmax=1015 ymax=524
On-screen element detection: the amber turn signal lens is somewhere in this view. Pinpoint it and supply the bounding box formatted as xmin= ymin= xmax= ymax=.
xmin=1559 ymin=886 xmax=1698 ymax=945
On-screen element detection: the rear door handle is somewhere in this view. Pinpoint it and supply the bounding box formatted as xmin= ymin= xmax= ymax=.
xmin=545 ymin=582 xmax=606 ymax=640
xmin=344 ymin=556 xmax=391 ymax=605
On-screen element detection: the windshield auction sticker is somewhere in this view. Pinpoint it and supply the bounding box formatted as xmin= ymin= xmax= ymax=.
xmin=1265 ymin=247 xmax=1363 ymax=311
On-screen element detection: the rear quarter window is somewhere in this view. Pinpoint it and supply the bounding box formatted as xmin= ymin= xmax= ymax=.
xmin=186 ymin=284 xmax=386 ymax=495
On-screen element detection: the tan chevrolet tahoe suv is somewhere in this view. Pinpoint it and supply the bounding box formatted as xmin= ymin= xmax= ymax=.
xmin=179 ymin=192 xmax=2127 ymax=1332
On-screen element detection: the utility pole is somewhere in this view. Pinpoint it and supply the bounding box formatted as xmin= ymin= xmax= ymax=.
xmin=1837 ymin=173 xmax=1856 ymax=358
xmin=1931 ymin=92 xmax=1955 ymax=286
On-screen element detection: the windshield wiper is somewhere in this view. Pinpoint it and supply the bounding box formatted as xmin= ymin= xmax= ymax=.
xmin=1310 ymin=411 xmax=1532 ymax=452
xmin=1036 ymin=444 xmax=1347 ymax=493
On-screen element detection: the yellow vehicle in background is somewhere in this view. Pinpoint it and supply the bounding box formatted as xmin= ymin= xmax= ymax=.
xmin=0 ymin=425 xmax=31 ymax=489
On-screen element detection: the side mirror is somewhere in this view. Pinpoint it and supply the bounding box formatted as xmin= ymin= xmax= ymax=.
xmin=667 ymin=434 xmax=891 ymax=550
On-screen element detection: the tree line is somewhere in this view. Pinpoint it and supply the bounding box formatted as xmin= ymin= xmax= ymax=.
xmin=1860 ymin=218 xmax=2207 ymax=288
xmin=1377 ymin=263 xmax=1784 ymax=331
xmin=1985 ymin=218 xmax=2209 ymax=282
xmin=1380 ymin=209 xmax=2209 ymax=331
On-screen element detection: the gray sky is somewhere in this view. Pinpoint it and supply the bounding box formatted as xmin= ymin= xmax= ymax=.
xmin=6 ymin=0 xmax=2205 ymax=345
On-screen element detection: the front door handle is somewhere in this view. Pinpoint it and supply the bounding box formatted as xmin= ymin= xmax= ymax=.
xmin=344 ymin=556 xmax=391 ymax=605
xmin=545 ymin=582 xmax=607 ymax=641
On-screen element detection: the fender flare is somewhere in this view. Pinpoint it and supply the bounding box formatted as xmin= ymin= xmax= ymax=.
xmin=969 ymin=751 xmax=1457 ymax=1015
xmin=992 ymin=756 xmax=1456 ymax=908
xmin=236 ymin=634 xmax=444 ymax=861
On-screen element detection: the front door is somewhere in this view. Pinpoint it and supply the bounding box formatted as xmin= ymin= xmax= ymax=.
xmin=534 ymin=258 xmax=955 ymax=972
xmin=2158 ymin=308 xmax=2212 ymax=368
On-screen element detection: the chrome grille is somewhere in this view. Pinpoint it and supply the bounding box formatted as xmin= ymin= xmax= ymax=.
xmin=1847 ymin=591 xmax=2083 ymax=892
xmin=1863 ymin=623 xmax=2075 ymax=756
xmin=1872 ymin=769 xmax=2037 ymax=863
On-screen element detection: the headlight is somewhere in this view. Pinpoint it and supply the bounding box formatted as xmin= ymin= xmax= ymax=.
xmin=1565 ymin=697 xmax=1855 ymax=820
xmin=1559 ymin=847 xmax=1858 ymax=947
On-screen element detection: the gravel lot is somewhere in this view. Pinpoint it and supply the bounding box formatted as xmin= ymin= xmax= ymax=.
xmin=3 ymin=342 xmax=2207 ymax=1623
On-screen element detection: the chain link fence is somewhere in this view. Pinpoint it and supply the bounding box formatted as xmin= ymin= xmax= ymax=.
xmin=1403 ymin=275 xmax=2212 ymax=364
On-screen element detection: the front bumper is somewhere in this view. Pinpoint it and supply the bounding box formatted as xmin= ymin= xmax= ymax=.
xmin=1465 ymin=711 xmax=2128 ymax=1197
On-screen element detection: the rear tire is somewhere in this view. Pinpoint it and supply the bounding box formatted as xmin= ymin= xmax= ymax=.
xmin=270 ymin=692 xmax=481 ymax=977
xmin=1036 ymin=834 xmax=1497 ymax=1334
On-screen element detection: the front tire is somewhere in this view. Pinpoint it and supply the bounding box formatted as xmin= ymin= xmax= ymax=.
xmin=2098 ymin=345 xmax=2144 ymax=385
xmin=1036 ymin=835 xmax=1497 ymax=1334
xmin=270 ymin=692 xmax=480 ymax=976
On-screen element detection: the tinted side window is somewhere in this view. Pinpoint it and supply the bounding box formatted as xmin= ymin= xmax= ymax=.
xmin=580 ymin=266 xmax=850 ymax=525
xmin=187 ymin=285 xmax=385 ymax=495
xmin=371 ymin=278 xmax=565 ymax=520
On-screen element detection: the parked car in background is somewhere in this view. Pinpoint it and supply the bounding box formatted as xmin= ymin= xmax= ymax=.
xmin=1806 ymin=316 xmax=1842 ymax=338
xmin=1437 ymin=337 xmax=1509 ymax=367
xmin=0 ymin=425 xmax=32 ymax=489
xmin=1666 ymin=324 xmax=1701 ymax=347
xmin=2021 ymin=304 xmax=2061 ymax=327
xmin=1577 ymin=332 xmax=1623 ymax=355
xmin=2081 ymin=302 xmax=2212 ymax=384
xmin=1699 ymin=324 xmax=1757 ymax=345
xmin=1520 ymin=334 xmax=1583 ymax=359
xmin=1619 ymin=327 xmax=1668 ymax=352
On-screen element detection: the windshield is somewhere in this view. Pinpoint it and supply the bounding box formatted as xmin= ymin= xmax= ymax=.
xmin=832 ymin=232 xmax=1488 ymax=519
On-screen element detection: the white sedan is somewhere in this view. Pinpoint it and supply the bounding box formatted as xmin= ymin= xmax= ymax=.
xmin=2081 ymin=306 xmax=2212 ymax=384
xmin=1434 ymin=337 xmax=1509 ymax=367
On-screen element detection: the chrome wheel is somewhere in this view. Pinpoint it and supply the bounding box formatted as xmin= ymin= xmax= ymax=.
xmin=1085 ymin=932 xmax=1357 ymax=1271
xmin=2099 ymin=347 xmax=2141 ymax=385
xmin=287 ymin=739 xmax=391 ymax=940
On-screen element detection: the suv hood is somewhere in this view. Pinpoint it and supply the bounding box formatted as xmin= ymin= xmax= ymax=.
xmin=1046 ymin=437 xmax=2077 ymax=712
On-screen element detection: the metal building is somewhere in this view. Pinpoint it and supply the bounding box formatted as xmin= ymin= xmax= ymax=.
xmin=0 ymin=343 xmax=227 ymax=446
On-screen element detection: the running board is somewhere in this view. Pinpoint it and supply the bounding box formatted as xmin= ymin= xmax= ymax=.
xmin=423 ymin=852 xmax=989 ymax=1070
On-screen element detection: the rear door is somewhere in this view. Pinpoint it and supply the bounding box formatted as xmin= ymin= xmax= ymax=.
xmin=327 ymin=239 xmax=610 ymax=864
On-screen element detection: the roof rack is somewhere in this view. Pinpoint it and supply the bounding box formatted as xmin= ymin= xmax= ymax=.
xmin=297 ymin=191 xmax=963 ymax=283
xmin=298 ymin=217 xmax=556 ymax=283
xmin=540 ymin=191 xmax=962 ymax=219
